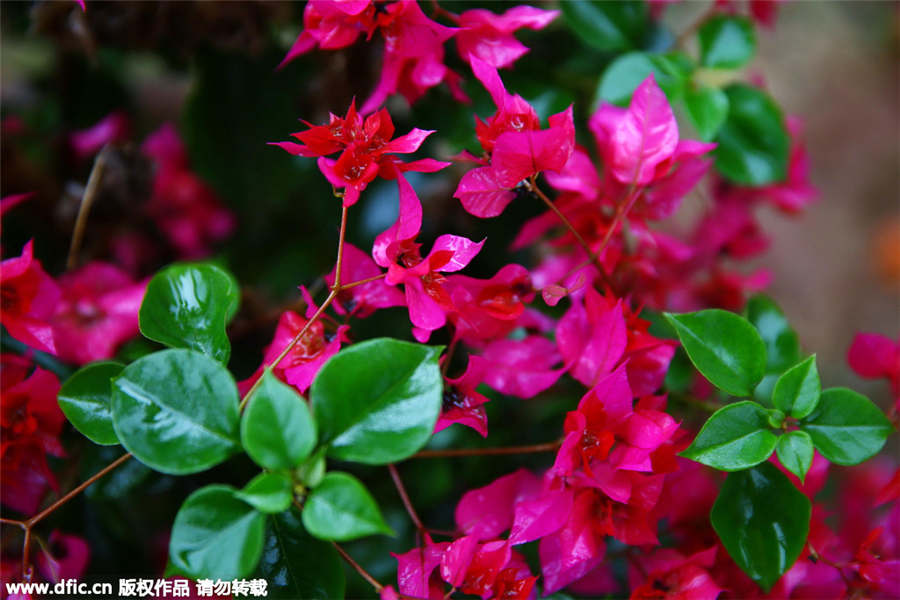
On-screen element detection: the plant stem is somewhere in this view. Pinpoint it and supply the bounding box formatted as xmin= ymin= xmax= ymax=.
xmin=411 ymin=439 xmax=562 ymax=459
xmin=67 ymin=146 xmax=110 ymax=270
xmin=27 ymin=453 xmax=131 ymax=527
xmin=340 ymin=273 xmax=386 ymax=290
xmin=239 ymin=204 xmax=350 ymax=411
xmin=332 ymin=542 xmax=384 ymax=593
xmin=388 ymin=464 xmax=425 ymax=533
xmin=526 ymin=176 xmax=595 ymax=260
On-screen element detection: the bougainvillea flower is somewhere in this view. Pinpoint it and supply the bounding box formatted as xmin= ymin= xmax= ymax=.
xmin=69 ymin=111 xmax=130 ymax=160
xmin=477 ymin=335 xmax=564 ymax=399
xmin=141 ymin=125 xmax=236 ymax=259
xmin=273 ymin=102 xmax=449 ymax=206
xmin=372 ymin=176 xmax=483 ymax=337
xmin=393 ymin=534 xmax=450 ymax=600
xmin=590 ymin=75 xmax=679 ymax=187
xmin=557 ymin=288 xmax=628 ymax=387
xmin=278 ymin=0 xmax=376 ymax=69
xmin=453 ymin=58 xmax=575 ymax=218
xmin=36 ymin=531 xmax=90 ymax=583
xmin=362 ymin=0 xmax=461 ymax=113
xmin=445 ymin=263 xmax=534 ymax=343
xmin=436 ymin=356 xmax=491 ymax=437
xmin=628 ymin=547 xmax=722 ymax=600
xmin=1 ymin=359 xmax=64 ymax=515
xmin=455 ymin=5 xmax=559 ymax=69
xmin=325 ymin=242 xmax=404 ymax=318
xmin=848 ymin=332 xmax=900 ymax=408
xmin=242 ymin=310 xmax=349 ymax=396
xmin=538 ymin=488 xmax=608 ymax=593
xmin=1 ymin=240 xmax=61 ymax=354
xmin=455 ymin=468 xmax=541 ymax=540
xmin=508 ymin=486 xmax=573 ymax=546
xmin=50 ymin=262 xmax=147 ymax=365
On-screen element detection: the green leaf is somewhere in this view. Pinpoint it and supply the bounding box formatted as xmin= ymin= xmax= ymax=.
xmin=745 ymin=295 xmax=800 ymax=373
xmin=595 ymin=51 xmax=693 ymax=107
xmin=139 ymin=263 xmax=240 ymax=364
xmin=714 ymin=84 xmax=789 ymax=185
xmin=711 ymin=463 xmax=810 ymax=591
xmin=57 ymin=361 xmax=124 ymax=445
xmin=698 ymin=15 xmax=756 ymax=69
xmin=301 ymin=472 xmax=393 ymax=541
xmin=256 ymin=509 xmax=345 ymax=600
xmin=772 ymin=356 xmax=820 ymax=419
xmin=776 ymin=431 xmax=814 ymax=483
xmin=664 ymin=310 xmax=766 ymax=396
xmin=800 ymin=388 xmax=893 ymax=465
xmin=560 ymin=0 xmax=649 ymax=52
xmin=111 ymin=349 xmax=240 ymax=474
xmin=236 ymin=472 xmax=293 ymax=514
xmin=241 ymin=370 xmax=316 ymax=470
xmin=684 ymin=86 xmax=729 ymax=141
xmin=169 ymin=485 xmax=265 ymax=580
xmin=311 ymin=338 xmax=442 ymax=465
xmin=681 ymin=401 xmax=778 ymax=470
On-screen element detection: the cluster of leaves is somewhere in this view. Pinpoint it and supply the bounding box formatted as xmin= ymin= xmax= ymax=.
xmin=58 ymin=263 xmax=446 ymax=593
xmin=664 ymin=305 xmax=892 ymax=589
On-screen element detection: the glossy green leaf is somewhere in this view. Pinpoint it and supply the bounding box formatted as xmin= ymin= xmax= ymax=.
xmin=681 ymin=401 xmax=778 ymax=470
xmin=139 ymin=263 xmax=240 ymax=364
xmin=301 ymin=472 xmax=393 ymax=541
xmin=311 ymin=338 xmax=442 ymax=465
xmin=256 ymin=509 xmax=345 ymax=600
xmin=684 ymin=86 xmax=729 ymax=141
xmin=714 ymin=84 xmax=789 ymax=185
xmin=776 ymin=431 xmax=814 ymax=483
xmin=745 ymin=295 xmax=800 ymax=373
xmin=561 ymin=0 xmax=649 ymax=52
xmin=595 ymin=51 xmax=693 ymax=107
xmin=800 ymin=388 xmax=893 ymax=465
xmin=664 ymin=310 xmax=766 ymax=396
xmin=711 ymin=463 xmax=810 ymax=591
xmin=58 ymin=361 xmax=124 ymax=445
xmin=236 ymin=472 xmax=293 ymax=514
xmin=169 ymin=485 xmax=266 ymax=580
xmin=772 ymin=356 xmax=820 ymax=419
xmin=241 ymin=370 xmax=316 ymax=470
xmin=111 ymin=349 xmax=240 ymax=474
xmin=698 ymin=15 xmax=756 ymax=69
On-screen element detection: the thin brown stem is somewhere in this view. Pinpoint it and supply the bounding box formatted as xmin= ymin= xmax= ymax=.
xmin=332 ymin=204 xmax=350 ymax=289
xmin=0 ymin=518 xmax=25 ymax=528
xmin=411 ymin=439 xmax=562 ymax=459
xmin=339 ymin=272 xmax=386 ymax=290
xmin=66 ymin=146 xmax=110 ymax=270
xmin=27 ymin=452 xmax=131 ymax=527
xmin=526 ymin=177 xmax=595 ymax=260
xmin=240 ymin=205 xmax=351 ymax=411
xmin=559 ymin=185 xmax=640 ymax=284
xmin=388 ymin=464 xmax=425 ymax=533
xmin=332 ymin=542 xmax=384 ymax=593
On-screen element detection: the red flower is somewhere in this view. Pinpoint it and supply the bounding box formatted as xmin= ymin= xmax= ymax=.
xmin=0 ymin=241 xmax=60 ymax=354
xmin=0 ymin=356 xmax=63 ymax=515
xmin=50 ymin=262 xmax=147 ymax=365
xmin=272 ymin=101 xmax=449 ymax=205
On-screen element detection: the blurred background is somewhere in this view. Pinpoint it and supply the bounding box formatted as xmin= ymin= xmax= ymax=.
xmin=2 ymin=0 xmax=898 ymax=595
